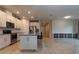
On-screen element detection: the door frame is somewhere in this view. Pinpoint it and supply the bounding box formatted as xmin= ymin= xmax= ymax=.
xmin=40 ymin=20 xmax=52 ymax=39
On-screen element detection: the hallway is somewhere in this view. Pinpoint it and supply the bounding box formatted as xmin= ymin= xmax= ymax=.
xmin=0 ymin=38 xmax=79 ymax=54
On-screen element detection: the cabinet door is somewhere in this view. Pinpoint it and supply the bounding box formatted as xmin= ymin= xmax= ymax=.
xmin=20 ymin=36 xmax=30 ymax=49
xmin=29 ymin=36 xmax=37 ymax=49
xmin=0 ymin=36 xmax=4 ymax=48
xmin=4 ymin=35 xmax=11 ymax=46
xmin=0 ymin=11 xmax=6 ymax=27
xmin=20 ymin=36 xmax=37 ymax=50
xmin=0 ymin=35 xmax=3 ymax=48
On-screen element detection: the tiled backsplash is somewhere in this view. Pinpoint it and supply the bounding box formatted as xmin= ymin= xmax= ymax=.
xmin=53 ymin=33 xmax=78 ymax=38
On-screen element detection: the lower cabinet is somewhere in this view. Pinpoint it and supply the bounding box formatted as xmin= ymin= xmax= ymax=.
xmin=0 ymin=36 xmax=5 ymax=48
xmin=4 ymin=34 xmax=11 ymax=46
xmin=20 ymin=35 xmax=37 ymax=50
xmin=0 ymin=34 xmax=11 ymax=49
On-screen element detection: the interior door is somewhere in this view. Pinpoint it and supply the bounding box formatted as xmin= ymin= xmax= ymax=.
xmin=41 ymin=22 xmax=50 ymax=38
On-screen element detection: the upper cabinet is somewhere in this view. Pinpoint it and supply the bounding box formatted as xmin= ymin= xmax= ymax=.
xmin=0 ymin=10 xmax=21 ymax=29
xmin=0 ymin=10 xmax=7 ymax=27
xmin=0 ymin=10 xmax=30 ymax=34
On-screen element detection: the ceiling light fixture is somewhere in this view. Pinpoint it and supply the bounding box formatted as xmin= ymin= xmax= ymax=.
xmin=28 ymin=11 xmax=31 ymax=14
xmin=64 ymin=16 xmax=71 ymax=19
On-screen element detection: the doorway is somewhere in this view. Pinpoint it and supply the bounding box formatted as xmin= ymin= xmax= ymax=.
xmin=40 ymin=20 xmax=52 ymax=39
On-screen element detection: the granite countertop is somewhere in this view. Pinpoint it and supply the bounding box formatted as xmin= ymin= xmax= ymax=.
xmin=0 ymin=27 xmax=20 ymax=30
xmin=19 ymin=33 xmax=37 ymax=36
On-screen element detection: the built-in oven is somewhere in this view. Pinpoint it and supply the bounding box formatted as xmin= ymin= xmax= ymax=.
xmin=11 ymin=33 xmax=17 ymax=45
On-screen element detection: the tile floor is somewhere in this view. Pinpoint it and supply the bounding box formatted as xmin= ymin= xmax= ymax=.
xmin=0 ymin=38 xmax=79 ymax=54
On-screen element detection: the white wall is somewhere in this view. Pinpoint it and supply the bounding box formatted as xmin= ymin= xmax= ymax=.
xmin=52 ymin=19 xmax=75 ymax=33
xmin=73 ymin=20 xmax=78 ymax=33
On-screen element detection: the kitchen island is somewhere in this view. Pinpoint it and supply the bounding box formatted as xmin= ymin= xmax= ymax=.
xmin=20 ymin=34 xmax=38 ymax=50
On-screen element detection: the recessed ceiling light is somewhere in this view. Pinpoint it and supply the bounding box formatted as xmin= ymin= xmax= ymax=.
xmin=16 ymin=11 xmax=20 ymax=14
xmin=64 ymin=16 xmax=71 ymax=19
xmin=28 ymin=11 xmax=31 ymax=14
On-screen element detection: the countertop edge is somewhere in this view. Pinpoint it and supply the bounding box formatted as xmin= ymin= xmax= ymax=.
xmin=19 ymin=34 xmax=37 ymax=36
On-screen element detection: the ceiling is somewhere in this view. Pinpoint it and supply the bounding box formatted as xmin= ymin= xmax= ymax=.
xmin=1 ymin=5 xmax=79 ymax=20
